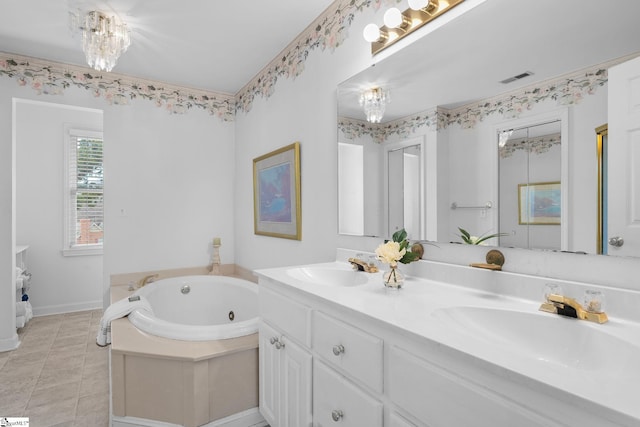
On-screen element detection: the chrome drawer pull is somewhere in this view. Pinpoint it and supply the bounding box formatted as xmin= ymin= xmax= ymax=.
xmin=332 ymin=344 xmax=345 ymax=356
xmin=331 ymin=409 xmax=344 ymax=422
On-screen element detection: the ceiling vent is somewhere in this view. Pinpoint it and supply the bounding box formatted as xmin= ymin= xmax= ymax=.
xmin=500 ymin=71 xmax=534 ymax=84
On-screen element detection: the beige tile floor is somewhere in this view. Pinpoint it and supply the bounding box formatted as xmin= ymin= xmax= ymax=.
xmin=0 ymin=309 xmax=109 ymax=427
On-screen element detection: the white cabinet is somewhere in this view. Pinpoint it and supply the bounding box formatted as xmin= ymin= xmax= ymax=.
xmin=313 ymin=360 xmax=383 ymax=427
xmin=312 ymin=310 xmax=383 ymax=393
xmin=259 ymin=322 xmax=312 ymax=427
xmin=259 ymin=282 xmax=384 ymax=427
xmin=259 ymin=287 xmax=312 ymax=427
xmin=388 ymin=345 xmax=547 ymax=427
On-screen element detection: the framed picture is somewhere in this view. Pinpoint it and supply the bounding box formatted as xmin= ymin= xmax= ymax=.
xmin=518 ymin=181 xmax=561 ymax=225
xmin=253 ymin=142 xmax=301 ymax=240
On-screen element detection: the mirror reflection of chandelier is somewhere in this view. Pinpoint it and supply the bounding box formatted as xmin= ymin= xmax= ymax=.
xmin=69 ymin=10 xmax=131 ymax=72
xmin=359 ymin=87 xmax=390 ymax=123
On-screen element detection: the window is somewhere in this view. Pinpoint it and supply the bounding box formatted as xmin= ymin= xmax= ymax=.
xmin=64 ymin=127 xmax=104 ymax=256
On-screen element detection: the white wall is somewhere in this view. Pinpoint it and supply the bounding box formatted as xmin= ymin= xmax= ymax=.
xmin=0 ymin=79 xmax=235 ymax=349
xmin=446 ymin=91 xmax=606 ymax=252
xmin=233 ymin=16 xmax=376 ymax=270
xmin=15 ymin=100 xmax=103 ymax=315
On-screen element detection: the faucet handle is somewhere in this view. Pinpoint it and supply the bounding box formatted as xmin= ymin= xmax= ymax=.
xmin=543 ymin=283 xmax=563 ymax=302
xmin=583 ymin=290 xmax=605 ymax=313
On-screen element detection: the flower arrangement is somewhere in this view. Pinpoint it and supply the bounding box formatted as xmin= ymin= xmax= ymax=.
xmin=457 ymin=227 xmax=507 ymax=245
xmin=375 ymin=229 xmax=420 ymax=289
xmin=375 ymin=229 xmax=420 ymax=266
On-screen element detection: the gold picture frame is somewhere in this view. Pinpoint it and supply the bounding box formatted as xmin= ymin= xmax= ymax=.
xmin=253 ymin=142 xmax=301 ymax=240
xmin=518 ymin=181 xmax=561 ymax=225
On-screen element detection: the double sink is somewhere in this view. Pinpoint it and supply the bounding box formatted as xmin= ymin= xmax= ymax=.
xmin=284 ymin=262 xmax=639 ymax=379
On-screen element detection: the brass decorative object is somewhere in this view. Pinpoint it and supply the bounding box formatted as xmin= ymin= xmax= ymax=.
xmin=485 ymin=249 xmax=505 ymax=266
xmin=470 ymin=249 xmax=505 ymax=271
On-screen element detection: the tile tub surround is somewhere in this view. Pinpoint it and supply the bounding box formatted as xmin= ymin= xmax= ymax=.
xmin=0 ymin=309 xmax=109 ymax=427
xmin=109 ymin=270 xmax=262 ymax=427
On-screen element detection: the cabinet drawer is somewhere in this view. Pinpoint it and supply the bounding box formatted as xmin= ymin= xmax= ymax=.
xmin=312 ymin=311 xmax=383 ymax=392
xmin=313 ymin=360 xmax=383 ymax=427
xmin=259 ymin=286 xmax=311 ymax=346
xmin=388 ymin=346 xmax=547 ymax=427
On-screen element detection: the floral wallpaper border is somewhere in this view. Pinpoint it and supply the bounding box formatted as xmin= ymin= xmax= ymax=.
xmin=235 ymin=0 xmax=397 ymax=113
xmin=0 ymin=52 xmax=236 ymax=120
xmin=0 ymin=0 xmax=394 ymax=119
xmin=339 ymin=107 xmax=440 ymax=143
xmin=499 ymin=133 xmax=561 ymax=159
xmin=2 ymin=1 xmax=637 ymax=124
xmin=339 ymin=54 xmax=639 ymax=143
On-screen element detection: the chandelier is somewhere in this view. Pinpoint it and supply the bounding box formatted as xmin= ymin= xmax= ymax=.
xmin=359 ymin=87 xmax=390 ymax=123
xmin=70 ymin=10 xmax=131 ymax=72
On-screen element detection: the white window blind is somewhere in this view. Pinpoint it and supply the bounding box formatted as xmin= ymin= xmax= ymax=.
xmin=64 ymin=128 xmax=104 ymax=256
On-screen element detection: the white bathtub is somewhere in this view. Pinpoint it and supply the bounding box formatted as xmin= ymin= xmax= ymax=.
xmin=128 ymin=275 xmax=259 ymax=341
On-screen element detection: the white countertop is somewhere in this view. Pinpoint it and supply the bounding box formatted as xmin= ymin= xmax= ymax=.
xmin=256 ymin=255 xmax=640 ymax=425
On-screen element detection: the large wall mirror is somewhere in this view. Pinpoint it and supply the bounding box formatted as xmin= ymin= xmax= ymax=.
xmin=337 ymin=0 xmax=640 ymax=256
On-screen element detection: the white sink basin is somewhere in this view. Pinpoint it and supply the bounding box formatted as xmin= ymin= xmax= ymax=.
xmin=431 ymin=306 xmax=639 ymax=372
xmin=286 ymin=266 xmax=369 ymax=287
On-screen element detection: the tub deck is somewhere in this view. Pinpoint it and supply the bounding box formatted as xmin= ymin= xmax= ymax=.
xmin=109 ymin=272 xmax=260 ymax=427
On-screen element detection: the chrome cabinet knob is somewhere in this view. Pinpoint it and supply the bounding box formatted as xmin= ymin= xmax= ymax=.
xmin=331 ymin=409 xmax=344 ymax=422
xmin=332 ymin=344 xmax=345 ymax=356
xmin=609 ymin=236 xmax=625 ymax=247
xmin=270 ymin=336 xmax=285 ymax=349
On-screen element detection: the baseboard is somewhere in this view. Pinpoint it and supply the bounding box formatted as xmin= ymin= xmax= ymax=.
xmin=32 ymin=299 xmax=103 ymax=317
xmin=112 ymin=408 xmax=267 ymax=427
xmin=0 ymin=333 xmax=20 ymax=352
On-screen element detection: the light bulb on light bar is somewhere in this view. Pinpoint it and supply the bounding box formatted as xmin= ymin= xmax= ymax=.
xmin=383 ymin=8 xmax=404 ymax=28
xmin=363 ymin=23 xmax=382 ymax=42
xmin=408 ymin=0 xmax=439 ymax=12
xmin=408 ymin=0 xmax=429 ymax=10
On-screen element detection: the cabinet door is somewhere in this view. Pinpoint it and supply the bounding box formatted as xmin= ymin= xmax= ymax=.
xmin=389 ymin=412 xmax=420 ymax=427
xmin=313 ymin=360 xmax=383 ymax=427
xmin=259 ymin=322 xmax=280 ymax=426
xmin=388 ymin=346 xmax=548 ymax=427
xmin=280 ymin=335 xmax=312 ymax=427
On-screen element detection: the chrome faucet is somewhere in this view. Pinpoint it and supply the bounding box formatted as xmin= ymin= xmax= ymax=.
xmin=539 ymin=293 xmax=608 ymax=324
xmin=348 ymin=257 xmax=379 ymax=273
xmin=137 ymin=274 xmax=159 ymax=288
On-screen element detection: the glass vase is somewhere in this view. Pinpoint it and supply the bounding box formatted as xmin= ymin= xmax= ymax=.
xmin=383 ymin=265 xmax=404 ymax=289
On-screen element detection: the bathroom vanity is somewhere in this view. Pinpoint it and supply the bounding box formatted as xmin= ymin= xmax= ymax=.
xmin=256 ymin=249 xmax=640 ymax=427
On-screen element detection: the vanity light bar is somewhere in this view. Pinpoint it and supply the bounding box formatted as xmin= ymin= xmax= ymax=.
xmin=368 ymin=0 xmax=465 ymax=55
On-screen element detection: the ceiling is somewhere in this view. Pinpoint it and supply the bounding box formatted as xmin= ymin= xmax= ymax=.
xmin=339 ymin=0 xmax=640 ymax=121
xmin=0 ymin=0 xmax=334 ymax=95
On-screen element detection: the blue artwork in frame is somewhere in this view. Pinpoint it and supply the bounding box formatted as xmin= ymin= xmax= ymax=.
xmin=518 ymin=181 xmax=561 ymax=225
xmin=253 ymin=142 xmax=301 ymax=240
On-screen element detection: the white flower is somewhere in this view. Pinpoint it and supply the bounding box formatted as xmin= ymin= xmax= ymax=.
xmin=375 ymin=241 xmax=406 ymax=267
